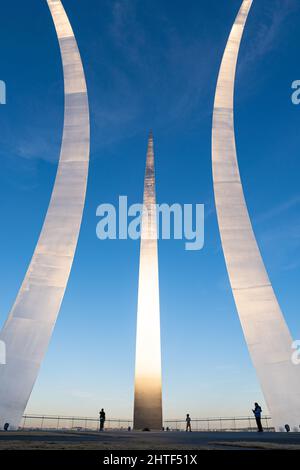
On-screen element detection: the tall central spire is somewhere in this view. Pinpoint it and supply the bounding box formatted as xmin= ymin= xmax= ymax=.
xmin=133 ymin=132 xmax=163 ymax=430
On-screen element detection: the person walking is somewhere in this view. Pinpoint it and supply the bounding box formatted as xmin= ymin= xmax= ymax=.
xmin=186 ymin=413 xmax=192 ymax=432
xmin=99 ymin=408 xmax=106 ymax=431
xmin=252 ymin=402 xmax=263 ymax=432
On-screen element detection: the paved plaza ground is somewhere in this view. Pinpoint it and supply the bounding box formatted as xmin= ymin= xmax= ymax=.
xmin=1 ymin=430 xmax=300 ymax=450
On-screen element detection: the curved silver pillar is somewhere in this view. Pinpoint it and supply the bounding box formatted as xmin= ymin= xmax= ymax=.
xmin=0 ymin=0 xmax=90 ymax=430
xmin=133 ymin=133 xmax=163 ymax=430
xmin=212 ymin=0 xmax=300 ymax=431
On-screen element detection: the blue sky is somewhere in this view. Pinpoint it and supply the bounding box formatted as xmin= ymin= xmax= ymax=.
xmin=0 ymin=0 xmax=299 ymax=420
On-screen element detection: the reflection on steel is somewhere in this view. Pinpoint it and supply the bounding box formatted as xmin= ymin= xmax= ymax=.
xmin=212 ymin=0 xmax=300 ymax=431
xmin=0 ymin=0 xmax=90 ymax=429
xmin=133 ymin=133 xmax=163 ymax=430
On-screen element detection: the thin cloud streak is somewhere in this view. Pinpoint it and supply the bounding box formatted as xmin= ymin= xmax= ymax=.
xmin=242 ymin=0 xmax=298 ymax=66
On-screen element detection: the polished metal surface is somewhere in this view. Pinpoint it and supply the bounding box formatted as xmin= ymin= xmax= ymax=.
xmin=212 ymin=0 xmax=300 ymax=431
xmin=0 ymin=0 xmax=90 ymax=429
xmin=133 ymin=133 xmax=162 ymax=430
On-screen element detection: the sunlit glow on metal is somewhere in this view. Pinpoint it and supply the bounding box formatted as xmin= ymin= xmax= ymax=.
xmin=133 ymin=133 xmax=163 ymax=430
xmin=0 ymin=0 xmax=90 ymax=429
xmin=212 ymin=0 xmax=300 ymax=431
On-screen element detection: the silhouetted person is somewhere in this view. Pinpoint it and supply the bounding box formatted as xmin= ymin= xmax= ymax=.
xmin=99 ymin=408 xmax=106 ymax=431
xmin=252 ymin=402 xmax=263 ymax=432
xmin=186 ymin=414 xmax=192 ymax=432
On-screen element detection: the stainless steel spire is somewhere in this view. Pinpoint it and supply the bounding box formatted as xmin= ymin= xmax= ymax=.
xmin=133 ymin=132 xmax=163 ymax=430
xmin=212 ymin=0 xmax=300 ymax=431
xmin=0 ymin=0 xmax=90 ymax=429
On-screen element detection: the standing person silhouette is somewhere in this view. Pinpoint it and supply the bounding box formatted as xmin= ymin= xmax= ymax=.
xmin=186 ymin=414 xmax=192 ymax=432
xmin=99 ymin=408 xmax=106 ymax=431
xmin=252 ymin=403 xmax=263 ymax=432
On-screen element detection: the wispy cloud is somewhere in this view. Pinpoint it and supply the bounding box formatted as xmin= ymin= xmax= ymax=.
xmin=109 ymin=0 xmax=146 ymax=64
xmin=88 ymin=0 xmax=215 ymax=151
xmin=255 ymin=195 xmax=300 ymax=273
xmin=0 ymin=79 xmax=62 ymax=165
xmin=241 ymin=0 xmax=298 ymax=67
xmin=255 ymin=195 xmax=300 ymax=224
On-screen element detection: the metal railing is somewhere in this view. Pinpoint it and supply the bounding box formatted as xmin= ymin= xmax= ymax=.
xmin=20 ymin=415 xmax=132 ymax=432
xmin=164 ymin=416 xmax=274 ymax=432
xmin=19 ymin=414 xmax=274 ymax=432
